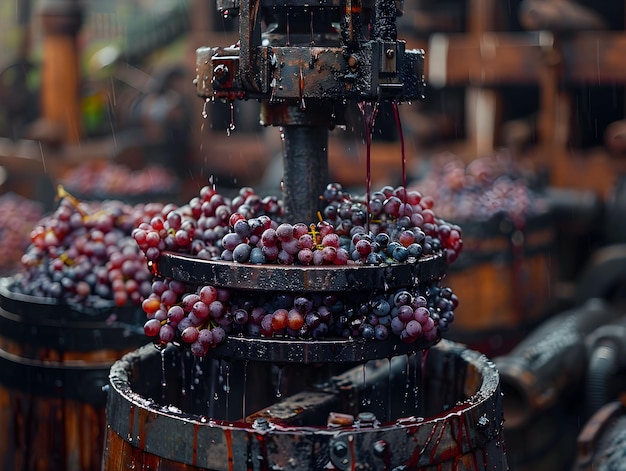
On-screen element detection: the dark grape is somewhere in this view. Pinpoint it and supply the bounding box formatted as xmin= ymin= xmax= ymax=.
xmin=144 ymin=318 xmax=162 ymax=337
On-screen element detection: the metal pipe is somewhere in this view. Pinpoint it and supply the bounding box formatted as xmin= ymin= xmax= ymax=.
xmin=585 ymin=316 xmax=626 ymax=416
xmin=493 ymin=298 xmax=619 ymax=429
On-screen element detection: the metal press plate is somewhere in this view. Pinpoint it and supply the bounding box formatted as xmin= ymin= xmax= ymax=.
xmin=155 ymin=251 xmax=446 ymax=292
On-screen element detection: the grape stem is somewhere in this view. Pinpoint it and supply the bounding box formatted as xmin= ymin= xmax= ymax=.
xmin=59 ymin=253 xmax=75 ymax=266
xmin=56 ymin=184 xmax=87 ymax=217
xmin=308 ymin=223 xmax=324 ymax=250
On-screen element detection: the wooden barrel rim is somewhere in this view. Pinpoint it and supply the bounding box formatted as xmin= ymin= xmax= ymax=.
xmin=0 ymin=346 xmax=113 ymax=405
xmin=0 ymin=277 xmax=144 ymax=324
xmin=105 ymin=340 xmax=505 ymax=470
xmin=450 ymin=208 xmax=553 ymax=238
xmin=0 ymin=306 xmax=144 ymax=352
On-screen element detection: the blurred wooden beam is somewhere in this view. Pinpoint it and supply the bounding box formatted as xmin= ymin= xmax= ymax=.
xmin=562 ymin=32 xmax=626 ymax=84
xmin=39 ymin=0 xmax=83 ymax=144
xmin=428 ymin=32 xmax=555 ymax=87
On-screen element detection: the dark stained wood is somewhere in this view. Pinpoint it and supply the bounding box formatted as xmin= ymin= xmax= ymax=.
xmin=444 ymin=221 xmax=556 ymax=357
xmin=0 ymin=298 xmax=145 ymax=471
xmin=102 ymin=427 xmax=205 ymax=471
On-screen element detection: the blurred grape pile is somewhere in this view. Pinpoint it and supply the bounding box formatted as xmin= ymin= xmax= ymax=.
xmin=410 ymin=152 xmax=546 ymax=226
xmin=10 ymin=188 xmax=156 ymax=308
xmin=60 ymin=161 xmax=179 ymax=202
xmin=0 ymin=193 xmax=43 ymax=276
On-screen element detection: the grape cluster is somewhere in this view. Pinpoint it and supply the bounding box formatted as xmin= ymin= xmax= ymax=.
xmin=318 ymin=183 xmax=463 ymax=264
xmin=411 ymin=153 xmax=538 ymax=226
xmin=141 ymin=278 xmax=227 ymax=356
xmin=132 ymin=185 xmax=283 ymax=264
xmin=141 ymin=277 xmax=458 ymax=356
xmin=10 ymin=188 xmax=158 ymax=307
xmin=60 ymin=162 xmax=179 ymax=199
xmin=132 ymin=182 xmax=463 ymax=265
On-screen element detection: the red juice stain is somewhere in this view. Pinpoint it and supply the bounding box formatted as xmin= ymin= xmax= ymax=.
xmin=392 ymin=101 xmax=407 ymax=196
xmin=358 ymin=101 xmax=379 ymax=232
xmin=256 ymin=433 xmax=268 ymax=471
xmin=225 ymin=428 xmax=234 ymax=471
xmin=137 ymin=408 xmax=146 ymax=448
xmin=429 ymin=420 xmax=448 ymax=464
xmin=127 ymin=404 xmax=135 ymax=443
xmin=192 ymin=423 xmax=200 ymax=466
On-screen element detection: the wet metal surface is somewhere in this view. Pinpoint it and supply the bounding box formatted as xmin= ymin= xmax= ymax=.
xmin=104 ymin=340 xmax=507 ymax=470
xmin=156 ymin=251 xmax=446 ymax=292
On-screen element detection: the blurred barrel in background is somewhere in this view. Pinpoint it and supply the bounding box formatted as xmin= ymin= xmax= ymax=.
xmin=444 ymin=210 xmax=556 ymax=357
xmin=0 ymin=279 xmax=145 ymax=471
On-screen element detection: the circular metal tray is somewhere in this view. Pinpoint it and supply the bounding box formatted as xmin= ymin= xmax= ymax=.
xmin=155 ymin=251 xmax=446 ymax=292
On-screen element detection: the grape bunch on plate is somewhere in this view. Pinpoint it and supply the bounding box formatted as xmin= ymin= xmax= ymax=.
xmin=132 ymin=183 xmax=463 ymax=266
xmin=133 ymin=182 xmax=462 ymax=357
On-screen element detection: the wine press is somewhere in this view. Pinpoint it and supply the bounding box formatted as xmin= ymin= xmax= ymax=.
xmin=102 ymin=2 xmax=507 ymax=470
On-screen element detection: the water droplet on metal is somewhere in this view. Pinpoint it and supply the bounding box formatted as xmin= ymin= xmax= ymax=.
xmin=202 ymin=98 xmax=210 ymax=119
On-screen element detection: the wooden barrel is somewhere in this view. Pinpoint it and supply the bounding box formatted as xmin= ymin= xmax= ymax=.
xmin=444 ymin=210 xmax=556 ymax=357
xmin=102 ymin=340 xmax=507 ymax=470
xmin=0 ymin=278 xmax=146 ymax=471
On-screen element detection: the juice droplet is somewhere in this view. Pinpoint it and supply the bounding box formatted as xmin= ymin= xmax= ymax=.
xmin=299 ymin=66 xmax=306 ymax=111
xmin=275 ymin=367 xmax=284 ymax=398
xmin=180 ymin=353 xmax=187 ymax=396
xmin=361 ymin=363 xmax=368 ymax=406
xmin=286 ymin=8 xmax=291 ymax=46
xmin=242 ymin=360 xmax=248 ymax=418
xmin=202 ymin=98 xmax=209 ymax=119
xmin=310 ymin=10 xmax=315 ymax=46
xmin=224 ymin=362 xmax=231 ymax=393
xmin=227 ymin=101 xmax=236 ymax=136
xmin=160 ymin=348 xmax=167 ymax=388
